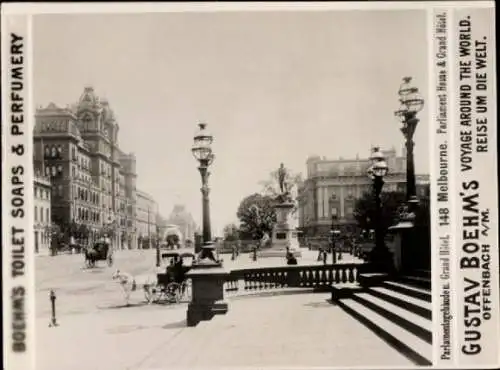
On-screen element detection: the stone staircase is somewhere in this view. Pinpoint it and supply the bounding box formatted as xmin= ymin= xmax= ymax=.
xmin=332 ymin=271 xmax=432 ymax=366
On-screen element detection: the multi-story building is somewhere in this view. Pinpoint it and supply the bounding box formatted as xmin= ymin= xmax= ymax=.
xmin=136 ymin=190 xmax=159 ymax=248
xmin=33 ymin=86 xmax=138 ymax=249
xmin=166 ymin=204 xmax=197 ymax=243
xmin=33 ymin=172 xmax=52 ymax=254
xmin=297 ymin=147 xmax=430 ymax=236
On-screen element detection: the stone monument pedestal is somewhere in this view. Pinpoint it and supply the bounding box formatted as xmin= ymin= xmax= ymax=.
xmin=258 ymin=201 xmax=302 ymax=258
xmin=186 ymin=260 xmax=229 ymax=327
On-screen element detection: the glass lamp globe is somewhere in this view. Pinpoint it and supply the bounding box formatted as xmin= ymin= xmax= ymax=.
xmin=369 ymin=146 xmax=385 ymax=165
xmin=398 ymin=77 xmax=424 ymax=114
xmin=372 ymin=160 xmax=389 ymax=178
xmin=192 ymin=123 xmax=213 ymax=161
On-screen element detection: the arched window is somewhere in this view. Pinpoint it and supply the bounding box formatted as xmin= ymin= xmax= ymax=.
xmin=51 ymin=146 xmax=57 ymax=158
xmin=45 ymin=166 xmax=50 ymax=176
xmin=45 ymin=146 xmax=50 ymax=157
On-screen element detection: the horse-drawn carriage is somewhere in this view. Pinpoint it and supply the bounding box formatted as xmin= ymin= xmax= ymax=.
xmin=84 ymin=240 xmax=113 ymax=268
xmin=143 ymin=251 xmax=195 ymax=303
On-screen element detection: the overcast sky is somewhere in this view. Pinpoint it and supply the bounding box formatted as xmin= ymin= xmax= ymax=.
xmin=33 ymin=10 xmax=429 ymax=235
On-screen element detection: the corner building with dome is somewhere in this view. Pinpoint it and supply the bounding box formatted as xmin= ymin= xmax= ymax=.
xmin=33 ymin=86 xmax=146 ymax=250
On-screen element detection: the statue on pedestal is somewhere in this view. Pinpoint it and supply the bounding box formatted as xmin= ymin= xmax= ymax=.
xmin=277 ymin=163 xmax=293 ymax=203
xmin=257 ymin=163 xmax=302 ymax=258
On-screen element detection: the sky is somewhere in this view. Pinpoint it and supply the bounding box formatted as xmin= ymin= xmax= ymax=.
xmin=33 ymin=9 xmax=429 ymax=236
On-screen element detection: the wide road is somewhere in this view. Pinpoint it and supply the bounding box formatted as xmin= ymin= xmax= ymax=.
xmin=35 ymin=249 xmax=410 ymax=369
xmin=35 ymin=249 xmax=408 ymax=370
xmin=36 ymin=248 xmax=362 ymax=318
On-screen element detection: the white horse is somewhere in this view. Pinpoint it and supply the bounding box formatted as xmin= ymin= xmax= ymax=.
xmin=112 ymin=269 xmax=137 ymax=306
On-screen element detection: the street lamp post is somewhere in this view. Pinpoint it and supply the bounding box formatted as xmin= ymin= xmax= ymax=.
xmin=155 ymin=223 xmax=161 ymax=268
xmin=192 ymin=123 xmax=218 ymax=265
xmin=367 ymin=147 xmax=393 ymax=272
xmin=329 ymin=216 xmax=340 ymax=264
xmin=394 ymin=77 xmax=424 ymax=209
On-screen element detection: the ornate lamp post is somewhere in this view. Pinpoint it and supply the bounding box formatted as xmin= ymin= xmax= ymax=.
xmin=192 ymin=123 xmax=218 ymax=265
xmin=394 ymin=77 xmax=424 ymax=209
xmin=329 ymin=215 xmax=340 ymax=264
xmin=367 ymin=147 xmax=393 ymax=272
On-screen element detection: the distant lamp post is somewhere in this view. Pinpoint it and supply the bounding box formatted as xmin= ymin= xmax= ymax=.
xmin=367 ymin=147 xmax=393 ymax=271
xmin=329 ymin=215 xmax=341 ymax=264
xmin=155 ymin=224 xmax=161 ymax=267
xmin=192 ymin=123 xmax=218 ymax=265
xmin=395 ymin=77 xmax=424 ymax=208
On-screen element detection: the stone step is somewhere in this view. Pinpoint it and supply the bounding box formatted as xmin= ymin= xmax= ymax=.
xmin=337 ymin=298 xmax=432 ymax=366
xmin=368 ymin=286 xmax=432 ymax=320
xmin=353 ymin=292 xmax=432 ymax=343
xmin=382 ymin=281 xmax=431 ymax=302
xmin=397 ymin=275 xmax=432 ymax=290
xmin=412 ymin=269 xmax=432 ymax=278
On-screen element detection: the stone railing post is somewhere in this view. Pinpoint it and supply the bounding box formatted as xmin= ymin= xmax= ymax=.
xmin=286 ymin=267 xmax=300 ymax=287
xmin=186 ymin=265 xmax=229 ymax=327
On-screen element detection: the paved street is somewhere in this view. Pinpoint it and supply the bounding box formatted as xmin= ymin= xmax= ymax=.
xmin=36 ymin=248 xmax=362 ymax=318
xmin=35 ymin=249 xmax=411 ymax=369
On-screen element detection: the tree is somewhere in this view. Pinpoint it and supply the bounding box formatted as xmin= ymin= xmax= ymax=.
xmin=223 ymin=223 xmax=240 ymax=241
xmin=237 ymin=193 xmax=277 ymax=240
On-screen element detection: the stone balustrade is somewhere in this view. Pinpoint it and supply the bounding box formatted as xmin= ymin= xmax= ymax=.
xmin=224 ymin=263 xmax=367 ymax=293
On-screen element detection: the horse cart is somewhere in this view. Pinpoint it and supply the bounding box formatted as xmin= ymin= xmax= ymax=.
xmin=84 ymin=241 xmax=113 ymax=268
xmin=143 ymin=251 xmax=195 ymax=304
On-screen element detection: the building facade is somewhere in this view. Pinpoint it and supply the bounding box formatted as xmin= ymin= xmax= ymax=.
xmin=34 ymin=173 xmax=52 ymax=255
xmin=33 ymin=87 xmax=138 ymax=249
xmin=166 ymin=204 xmax=197 ymax=243
xmin=136 ymin=190 xmax=159 ymax=248
xmin=297 ymin=148 xmax=430 ymax=236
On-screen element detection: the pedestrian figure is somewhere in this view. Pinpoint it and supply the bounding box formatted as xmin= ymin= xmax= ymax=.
xmin=317 ymin=247 xmax=323 ymax=262
xmin=286 ymin=247 xmax=297 ymax=265
xmin=231 ymin=245 xmax=236 ymax=261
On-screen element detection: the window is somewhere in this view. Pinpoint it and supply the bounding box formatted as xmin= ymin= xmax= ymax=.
xmin=58 ymin=185 xmax=63 ymax=196
xmin=34 ymin=206 xmax=38 ymax=221
xmin=72 ymin=166 xmax=76 ymax=178
xmin=34 ymin=187 xmax=38 ymax=198
xmin=40 ymin=207 xmax=44 ymax=222
xmin=45 ymin=166 xmax=50 ymax=176
xmin=46 ymin=208 xmax=49 ymax=223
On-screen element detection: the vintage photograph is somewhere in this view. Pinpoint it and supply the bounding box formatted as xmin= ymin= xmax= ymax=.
xmin=33 ymin=8 xmax=432 ymax=369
